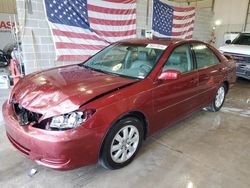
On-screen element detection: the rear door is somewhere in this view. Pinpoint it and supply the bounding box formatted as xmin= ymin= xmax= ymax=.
xmin=191 ymin=43 xmax=224 ymax=107
xmin=152 ymin=44 xmax=199 ymax=131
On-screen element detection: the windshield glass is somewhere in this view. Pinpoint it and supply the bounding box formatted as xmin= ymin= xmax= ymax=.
xmin=82 ymin=43 xmax=165 ymax=79
xmin=232 ymin=33 xmax=250 ymax=45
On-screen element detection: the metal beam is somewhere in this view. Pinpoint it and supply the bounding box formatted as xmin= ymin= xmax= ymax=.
xmin=244 ymin=0 xmax=250 ymax=31
xmin=146 ymin=0 xmax=150 ymax=26
xmin=211 ymin=0 xmax=215 ymax=12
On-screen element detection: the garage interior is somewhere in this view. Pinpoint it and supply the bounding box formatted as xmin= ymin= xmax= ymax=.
xmin=0 ymin=0 xmax=250 ymax=187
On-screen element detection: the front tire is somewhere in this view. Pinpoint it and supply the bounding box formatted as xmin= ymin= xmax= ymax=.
xmin=100 ymin=117 xmax=144 ymax=170
xmin=206 ymin=84 xmax=226 ymax=112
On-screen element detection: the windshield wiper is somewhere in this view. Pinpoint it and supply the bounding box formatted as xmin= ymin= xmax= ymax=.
xmin=112 ymin=73 xmax=142 ymax=80
xmin=82 ymin=64 xmax=114 ymax=75
xmin=81 ymin=64 xmax=141 ymax=80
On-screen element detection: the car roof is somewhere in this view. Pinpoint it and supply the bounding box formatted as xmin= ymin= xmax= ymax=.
xmin=119 ymin=38 xmax=186 ymax=46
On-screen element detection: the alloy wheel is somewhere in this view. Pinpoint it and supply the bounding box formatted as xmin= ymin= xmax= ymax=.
xmin=110 ymin=125 xmax=139 ymax=163
xmin=215 ymin=86 xmax=225 ymax=108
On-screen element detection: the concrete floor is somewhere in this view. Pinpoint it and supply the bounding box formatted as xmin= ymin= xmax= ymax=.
xmin=0 ymin=78 xmax=250 ymax=188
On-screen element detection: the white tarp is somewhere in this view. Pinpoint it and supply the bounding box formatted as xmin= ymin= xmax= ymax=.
xmin=0 ymin=13 xmax=16 ymax=50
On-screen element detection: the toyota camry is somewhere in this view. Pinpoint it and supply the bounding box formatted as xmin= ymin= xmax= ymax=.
xmin=2 ymin=38 xmax=236 ymax=170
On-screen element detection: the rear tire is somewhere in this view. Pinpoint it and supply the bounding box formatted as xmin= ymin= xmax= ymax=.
xmin=206 ymin=84 xmax=226 ymax=112
xmin=100 ymin=117 xmax=143 ymax=170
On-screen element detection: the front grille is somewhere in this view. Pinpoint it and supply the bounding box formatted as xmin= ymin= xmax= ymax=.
xmin=13 ymin=102 xmax=42 ymax=126
xmin=236 ymin=64 xmax=246 ymax=74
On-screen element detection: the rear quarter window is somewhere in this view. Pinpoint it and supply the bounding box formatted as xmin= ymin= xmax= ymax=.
xmin=192 ymin=44 xmax=220 ymax=69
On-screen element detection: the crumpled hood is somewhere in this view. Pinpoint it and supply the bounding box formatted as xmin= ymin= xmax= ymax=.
xmin=219 ymin=44 xmax=250 ymax=56
xmin=11 ymin=65 xmax=136 ymax=120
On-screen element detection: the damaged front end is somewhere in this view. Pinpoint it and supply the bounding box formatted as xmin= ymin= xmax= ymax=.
xmin=12 ymin=98 xmax=95 ymax=131
xmin=13 ymin=100 xmax=42 ymax=126
xmin=7 ymin=64 xmax=138 ymax=131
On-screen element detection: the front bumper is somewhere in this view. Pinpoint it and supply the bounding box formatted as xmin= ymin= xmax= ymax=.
xmin=2 ymin=101 xmax=102 ymax=170
xmin=236 ymin=63 xmax=250 ymax=80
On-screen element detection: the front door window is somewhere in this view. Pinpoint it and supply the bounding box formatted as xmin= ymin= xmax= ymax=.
xmin=163 ymin=45 xmax=193 ymax=73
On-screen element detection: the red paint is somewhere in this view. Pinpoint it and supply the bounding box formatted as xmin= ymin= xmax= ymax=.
xmin=3 ymin=38 xmax=236 ymax=170
xmin=0 ymin=21 xmax=15 ymax=29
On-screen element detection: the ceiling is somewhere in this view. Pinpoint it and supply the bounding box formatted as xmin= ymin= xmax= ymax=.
xmin=0 ymin=0 xmax=16 ymax=14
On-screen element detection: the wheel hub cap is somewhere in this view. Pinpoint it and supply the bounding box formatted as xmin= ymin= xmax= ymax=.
xmin=110 ymin=125 xmax=139 ymax=163
xmin=215 ymin=86 xmax=225 ymax=108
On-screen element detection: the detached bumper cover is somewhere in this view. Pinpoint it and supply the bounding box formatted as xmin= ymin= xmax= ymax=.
xmin=2 ymin=101 xmax=102 ymax=170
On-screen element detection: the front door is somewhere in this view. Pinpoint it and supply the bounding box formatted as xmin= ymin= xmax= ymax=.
xmin=152 ymin=44 xmax=199 ymax=132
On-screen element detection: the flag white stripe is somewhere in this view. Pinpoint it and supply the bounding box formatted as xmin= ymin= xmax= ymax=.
xmin=57 ymin=49 xmax=100 ymax=56
xmin=101 ymin=34 xmax=137 ymax=42
xmin=50 ymin=23 xmax=95 ymax=36
xmin=90 ymin=23 xmax=136 ymax=32
xmin=172 ymin=24 xmax=194 ymax=32
xmin=88 ymin=11 xmax=136 ymax=21
xmin=173 ymin=30 xmax=193 ymax=38
xmin=87 ymin=0 xmax=136 ymax=10
xmin=54 ymin=34 xmax=136 ymax=46
xmin=54 ymin=36 xmax=109 ymax=46
xmin=51 ymin=23 xmax=136 ymax=42
xmin=172 ymin=17 xmax=195 ymax=24
xmin=173 ymin=10 xmax=195 ymax=17
xmin=173 ymin=31 xmax=193 ymax=37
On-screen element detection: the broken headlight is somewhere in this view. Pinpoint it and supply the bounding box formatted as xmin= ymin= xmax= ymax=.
xmin=50 ymin=110 xmax=95 ymax=130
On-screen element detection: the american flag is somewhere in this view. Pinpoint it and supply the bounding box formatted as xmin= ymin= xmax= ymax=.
xmin=152 ymin=0 xmax=195 ymax=39
xmin=44 ymin=0 xmax=136 ymax=61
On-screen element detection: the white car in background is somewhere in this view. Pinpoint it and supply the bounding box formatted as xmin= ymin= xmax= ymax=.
xmin=219 ymin=33 xmax=250 ymax=80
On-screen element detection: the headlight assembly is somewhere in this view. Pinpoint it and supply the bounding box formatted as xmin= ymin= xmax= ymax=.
xmin=50 ymin=109 xmax=95 ymax=130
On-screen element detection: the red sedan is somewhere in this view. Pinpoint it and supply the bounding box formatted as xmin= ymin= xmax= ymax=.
xmin=3 ymin=39 xmax=236 ymax=170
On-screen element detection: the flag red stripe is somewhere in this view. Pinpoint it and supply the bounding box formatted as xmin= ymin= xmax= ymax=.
xmin=172 ymin=28 xmax=194 ymax=36
xmin=94 ymin=29 xmax=136 ymax=37
xmin=47 ymin=0 xmax=136 ymax=61
xmin=57 ymin=55 xmax=91 ymax=61
xmin=173 ymin=20 xmax=195 ymax=28
xmin=173 ymin=7 xmax=195 ymax=12
xmin=104 ymin=0 xmax=136 ymax=3
xmin=89 ymin=17 xmax=136 ymax=26
xmin=56 ymin=42 xmax=106 ymax=50
xmin=52 ymin=29 xmax=108 ymax=43
xmin=173 ymin=13 xmax=195 ymax=20
xmin=88 ymin=4 xmax=136 ymax=15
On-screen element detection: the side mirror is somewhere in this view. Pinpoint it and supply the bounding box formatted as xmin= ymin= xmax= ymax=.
xmin=157 ymin=70 xmax=181 ymax=81
xmin=225 ymin=40 xmax=231 ymax=44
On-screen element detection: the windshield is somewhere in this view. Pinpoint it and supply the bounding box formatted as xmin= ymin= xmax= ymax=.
xmin=232 ymin=33 xmax=250 ymax=45
xmin=82 ymin=43 xmax=165 ymax=79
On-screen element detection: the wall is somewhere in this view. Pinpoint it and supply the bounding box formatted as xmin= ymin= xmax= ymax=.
xmin=192 ymin=10 xmax=213 ymax=42
xmin=16 ymin=0 xmax=214 ymax=74
xmin=245 ymin=2 xmax=250 ymax=31
xmin=16 ymin=0 xmax=71 ymax=74
xmin=213 ymin=0 xmax=249 ymax=47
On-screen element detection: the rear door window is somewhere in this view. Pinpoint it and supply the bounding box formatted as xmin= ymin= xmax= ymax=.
xmin=192 ymin=44 xmax=220 ymax=69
